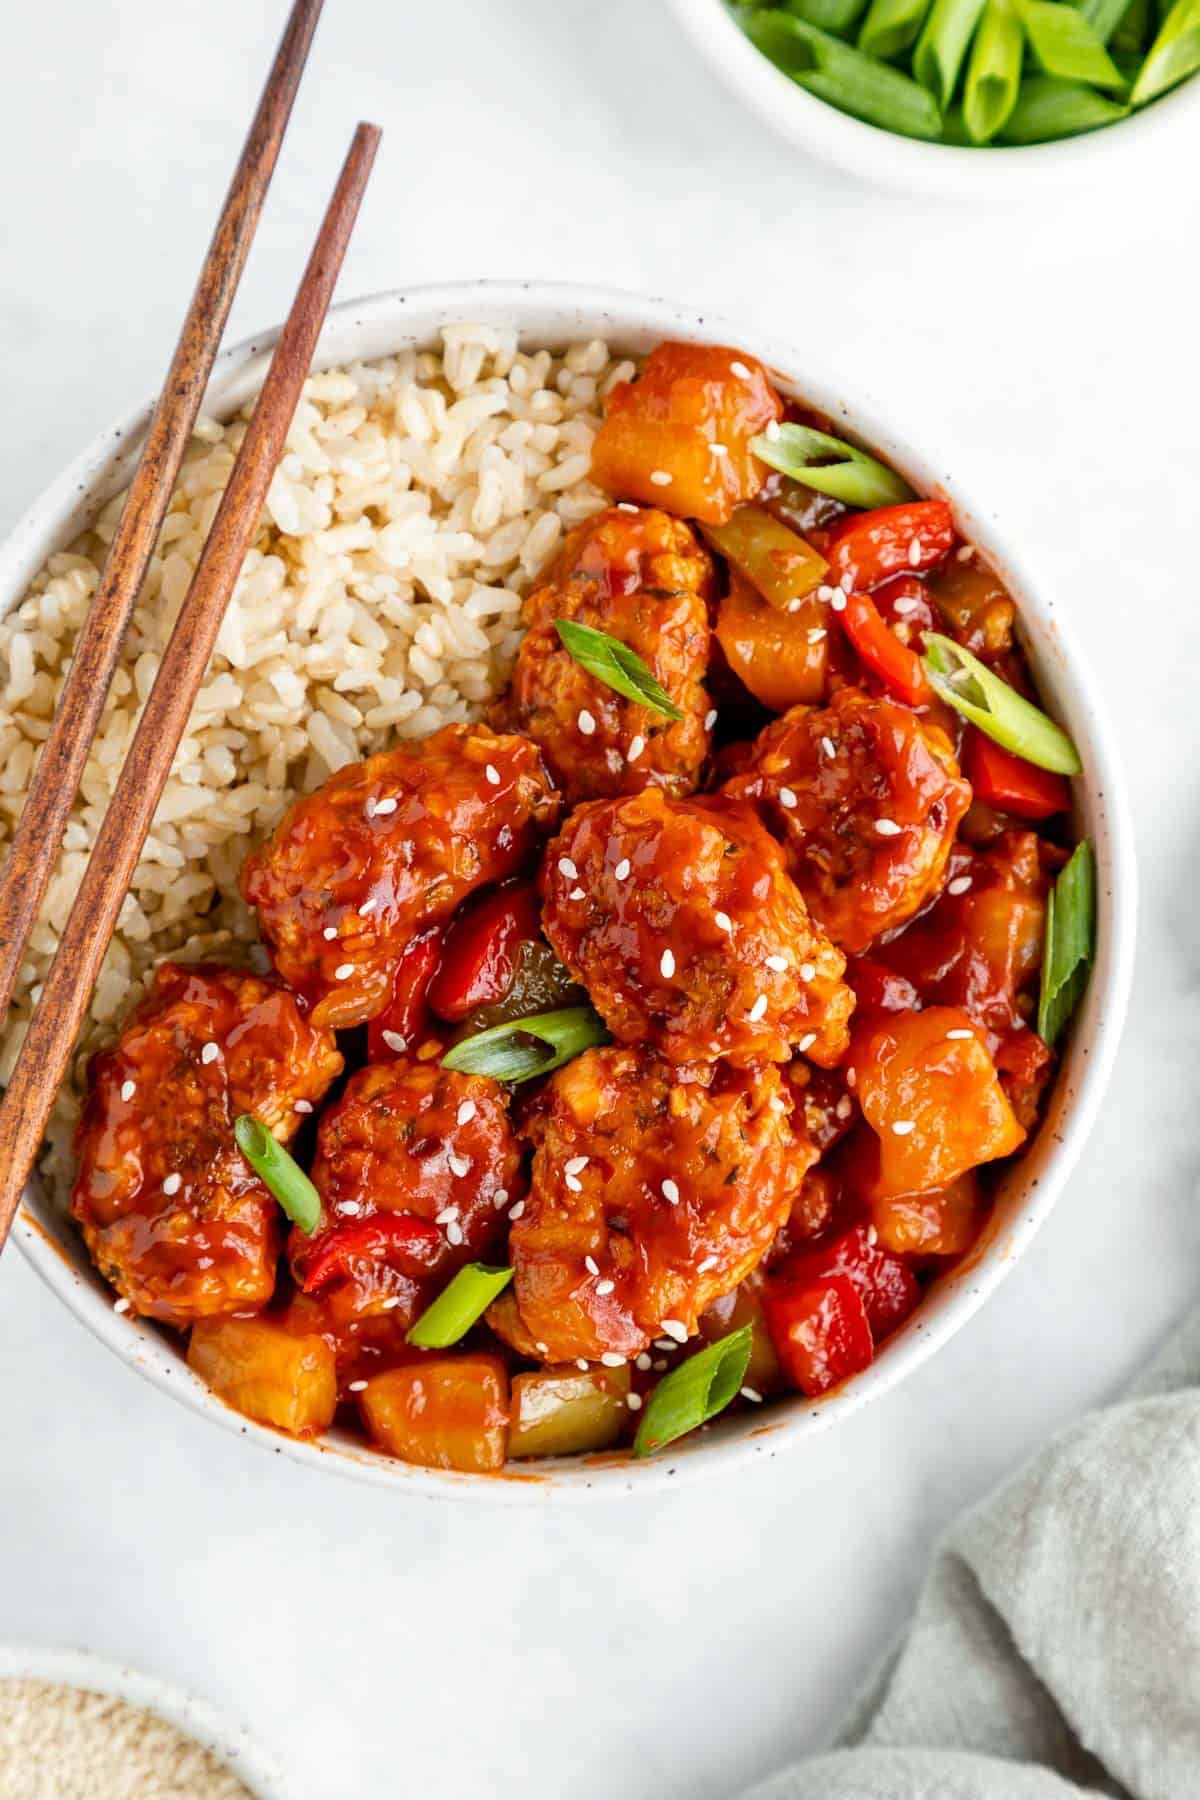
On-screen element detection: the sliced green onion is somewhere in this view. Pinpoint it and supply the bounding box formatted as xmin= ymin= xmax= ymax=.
xmin=634 ymin=1325 xmax=753 ymax=1457
xmin=554 ymin=620 xmax=682 ymax=722
xmin=780 ymin=0 xmax=872 ymax=35
xmin=1110 ymin=0 xmax=1153 ymax=49
xmin=1016 ymin=0 xmax=1129 ymax=83
xmin=1076 ymin=0 xmax=1137 ymax=41
xmin=1037 ymin=841 xmax=1096 ymax=1046
xmin=744 ymin=10 xmax=944 ymax=135
xmin=751 ymin=423 xmax=914 ymax=508
xmin=1130 ymin=0 xmax=1200 ymax=101
xmin=233 ymin=1114 xmax=321 ymax=1236
xmin=442 ymin=1005 xmax=609 ymax=1085
xmin=923 ymin=634 xmax=1082 ymax=774
xmin=857 ymin=0 xmax=936 ymax=59
xmin=913 ymin=0 xmax=990 ymax=106
xmin=407 ymin=1263 xmax=514 ymax=1350
xmin=998 ymin=73 xmax=1130 ymax=136
xmin=963 ymin=0 xmax=1025 ymax=138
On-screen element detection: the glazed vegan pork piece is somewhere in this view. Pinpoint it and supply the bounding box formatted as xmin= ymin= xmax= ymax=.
xmin=30 ymin=329 xmax=1096 ymax=1472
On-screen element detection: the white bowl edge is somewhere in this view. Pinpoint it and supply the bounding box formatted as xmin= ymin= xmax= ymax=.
xmin=4 ymin=279 xmax=1137 ymax=1502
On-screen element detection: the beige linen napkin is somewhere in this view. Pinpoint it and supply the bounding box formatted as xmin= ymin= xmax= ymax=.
xmin=745 ymin=1311 xmax=1200 ymax=1800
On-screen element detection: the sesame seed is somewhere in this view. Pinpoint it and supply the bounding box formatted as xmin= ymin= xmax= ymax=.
xmin=323 ymin=926 xmax=338 ymax=941
xmin=565 ymin=1156 xmax=589 ymax=1176
xmin=893 ymin=596 xmax=919 ymax=616
xmin=957 ymin=544 xmax=975 ymax=562
xmin=341 ymin=1201 xmax=363 ymax=1218
xmin=162 ymin=1173 xmax=182 ymax=1197
xmin=536 ymin=1341 xmax=549 ymax=1355
xmin=831 ymin=588 xmax=848 ymax=613
xmin=614 ymin=858 xmax=631 ymax=881
xmin=485 ymin=763 xmax=500 ymax=785
xmin=509 ymin=1199 xmax=526 ymax=1221
xmin=712 ymin=442 xmax=729 ymax=458
xmin=948 ymin=875 xmax=973 ymax=895
xmin=748 ymin=994 xmax=768 ymax=1022
xmin=798 ymin=1032 xmax=817 ymax=1053
xmin=348 ymin=1380 xmax=368 ymax=1393
xmin=568 ymin=886 xmax=585 ymax=901
xmin=779 ymin=787 xmax=797 ymax=809
xmin=731 ymin=360 xmax=752 ymax=379
xmin=705 ymin=708 xmax=718 ymax=730
xmin=946 ymin=1028 xmax=974 ymax=1040
xmin=836 ymin=1095 xmax=853 ymax=1120
xmin=493 ymin=1187 xmax=509 ymax=1210
xmin=788 ymin=599 xmax=802 ymax=613
xmin=294 ymin=1099 xmax=313 ymax=1114
xmin=596 ymin=1279 xmax=615 ymax=1295
xmin=740 ymin=1386 xmax=763 ymax=1404
xmin=697 ymin=1255 xmax=717 ymax=1272
xmin=660 ymin=948 xmax=676 ymax=979
xmin=808 ymin=627 xmax=827 ymax=644
xmin=636 ymin=1352 xmax=653 ymax=1371
xmin=447 ymin=1221 xmax=464 ymax=1247
xmin=818 ymin=584 xmax=835 ymax=602
xmin=200 ymin=1043 xmax=219 ymax=1066
xmin=626 ymin=1392 xmax=643 ymax=1411
xmin=649 ymin=470 xmax=673 ymax=486
xmin=765 ymin=420 xmax=781 ymax=441
xmin=846 ymin=1067 xmax=857 ymax=1088
xmin=908 ymin=536 xmax=923 ymax=562
xmin=875 ymin=819 xmax=902 ymax=837
xmin=334 ymin=962 xmax=355 ymax=980
xmin=601 ymin=1351 xmax=625 ymax=1367
xmin=661 ymin=1178 xmax=680 ymax=1205
xmin=627 ymin=734 xmax=646 ymax=762
xmin=381 ymin=1030 xmax=407 ymax=1054
xmin=653 ymin=1357 xmax=669 ymax=1370
xmin=766 ymin=954 xmax=788 ymax=973
xmin=585 ymin=1255 xmax=599 ymax=1275
xmin=457 ymin=1100 xmax=477 ymax=1126
xmin=800 ymin=961 xmax=816 ymax=982
xmin=577 ymin=1359 xmax=590 ymax=1372
xmin=617 ymin=501 xmax=638 ymax=513
xmin=715 ymin=911 xmax=733 ymax=933
xmin=892 ymin=1120 xmax=916 ymax=1136
xmin=120 ymin=1079 xmax=136 ymax=1102
xmin=381 ymin=1296 xmax=402 ymax=1310
xmin=359 ymin=897 xmax=377 ymax=915
xmin=661 ymin=1319 xmax=688 ymax=1343
xmin=448 ymin=1152 xmax=471 ymax=1178
xmin=558 ymin=857 xmax=578 ymax=880
xmin=577 ymin=709 xmax=596 ymax=736
xmin=113 ymin=1297 xmax=131 ymax=1315
xmin=436 ymin=1207 xmax=459 ymax=1225
xmin=820 ymin=736 xmax=837 ymax=758
xmin=865 ymin=1225 xmax=878 ymax=1246
xmin=375 ymin=797 xmax=398 ymax=816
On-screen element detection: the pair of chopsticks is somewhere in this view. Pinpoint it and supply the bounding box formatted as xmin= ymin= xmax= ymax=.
xmin=0 ymin=0 xmax=381 ymax=1255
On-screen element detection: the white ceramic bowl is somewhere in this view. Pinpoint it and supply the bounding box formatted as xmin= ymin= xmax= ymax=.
xmin=0 ymin=1644 xmax=290 ymax=1797
xmin=666 ymin=0 xmax=1200 ymax=197
xmin=6 ymin=281 xmax=1135 ymax=1501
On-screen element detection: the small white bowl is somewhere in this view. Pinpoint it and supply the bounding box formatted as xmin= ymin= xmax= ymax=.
xmin=0 ymin=1644 xmax=290 ymax=1797
xmin=665 ymin=0 xmax=1200 ymax=196
xmin=6 ymin=281 xmax=1136 ymax=1500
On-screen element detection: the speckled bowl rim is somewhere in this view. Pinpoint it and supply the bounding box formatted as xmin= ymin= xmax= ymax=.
xmin=6 ymin=280 xmax=1137 ymax=1501
xmin=0 ymin=1644 xmax=291 ymax=1797
xmin=664 ymin=0 xmax=1200 ymax=198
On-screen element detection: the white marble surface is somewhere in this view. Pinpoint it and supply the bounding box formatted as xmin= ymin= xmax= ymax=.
xmin=0 ymin=3 xmax=1197 ymax=1796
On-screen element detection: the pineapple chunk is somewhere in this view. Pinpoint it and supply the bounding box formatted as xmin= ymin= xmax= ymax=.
xmin=509 ymin=1364 xmax=630 ymax=1459
xmin=697 ymin=1278 xmax=782 ymax=1395
xmin=360 ymin=1356 xmax=509 ymax=1473
xmin=188 ymin=1317 xmax=336 ymax=1436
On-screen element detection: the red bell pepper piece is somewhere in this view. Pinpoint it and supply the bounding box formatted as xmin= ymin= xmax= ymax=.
xmin=427 ymin=881 xmax=541 ymax=1023
xmin=302 ymin=1211 xmax=445 ymax=1293
xmin=367 ymin=928 xmax=444 ymax=1062
xmin=775 ymin=1224 xmax=920 ymax=1341
xmin=840 ymin=592 xmax=931 ymax=707
xmin=994 ymin=1027 xmax=1053 ymax=1085
xmin=764 ymin=1274 xmax=874 ymax=1398
xmin=845 ymin=957 xmax=921 ymax=1017
xmin=964 ymin=732 xmax=1072 ymax=821
xmin=824 ymin=501 xmax=955 ymax=593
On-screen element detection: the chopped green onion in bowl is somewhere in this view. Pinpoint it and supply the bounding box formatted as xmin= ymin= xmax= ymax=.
xmin=751 ymin=422 xmax=914 ymax=508
xmin=554 ymin=620 xmax=682 ymax=721
xmin=1038 ymin=841 xmax=1096 ymax=1045
xmin=634 ymin=1325 xmax=753 ymax=1457
xmin=408 ymin=1264 xmax=515 ymax=1350
xmin=233 ymin=1114 xmax=321 ymax=1236
xmin=923 ymin=634 xmax=1082 ymax=775
xmin=442 ymin=1005 xmax=610 ymax=1085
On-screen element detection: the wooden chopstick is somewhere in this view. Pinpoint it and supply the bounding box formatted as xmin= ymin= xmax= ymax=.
xmin=0 ymin=0 xmax=326 ymax=1037
xmin=0 ymin=122 xmax=382 ymax=1257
